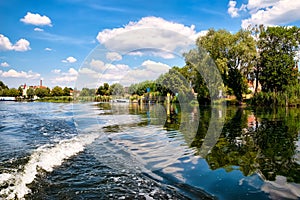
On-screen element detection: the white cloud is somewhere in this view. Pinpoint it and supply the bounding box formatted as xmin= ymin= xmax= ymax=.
xmin=20 ymin=12 xmax=52 ymax=26
xmin=241 ymin=0 xmax=300 ymax=28
xmin=51 ymin=68 xmax=78 ymax=84
xmin=89 ymin=59 xmax=105 ymax=71
xmin=0 ymin=34 xmax=31 ymax=52
xmin=0 ymin=69 xmax=40 ymax=79
xmin=34 ymin=27 xmax=44 ymax=32
xmin=51 ymin=69 xmax=61 ymax=74
xmin=62 ymin=56 xmax=77 ymax=63
xmin=106 ymin=52 xmax=122 ymax=61
xmin=0 ymin=62 xmax=9 ymax=67
xmin=96 ymin=17 xmax=200 ymax=58
xmin=44 ymin=47 xmax=52 ymax=51
xmin=228 ymin=1 xmax=239 ymax=18
xmin=120 ymin=60 xmax=170 ymax=85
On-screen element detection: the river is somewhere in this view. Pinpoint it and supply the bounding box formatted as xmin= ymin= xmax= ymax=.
xmin=0 ymin=101 xmax=299 ymax=199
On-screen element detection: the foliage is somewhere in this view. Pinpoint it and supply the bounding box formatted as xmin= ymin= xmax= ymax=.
xmin=96 ymin=83 xmax=110 ymax=96
xmin=194 ymin=29 xmax=256 ymax=101
xmin=80 ymin=88 xmax=95 ymax=96
xmin=128 ymin=80 xmax=157 ymax=96
xmin=110 ymin=83 xmax=124 ymax=96
xmin=251 ymin=84 xmax=300 ymax=107
xmin=35 ymin=87 xmax=51 ymax=98
xmin=51 ymin=86 xmax=64 ymax=97
xmin=63 ymin=87 xmax=72 ymax=96
xmin=0 ymin=81 xmax=8 ymax=90
xmin=156 ymin=68 xmax=194 ymax=102
xmin=37 ymin=96 xmax=73 ymax=102
xmin=258 ymin=26 xmax=300 ymax=93
xmin=26 ymin=88 xmax=35 ymax=99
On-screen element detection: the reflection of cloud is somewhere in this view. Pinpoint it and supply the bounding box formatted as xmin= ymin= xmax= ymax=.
xmin=20 ymin=12 xmax=52 ymax=26
xmin=96 ymin=17 xmax=200 ymax=58
xmin=0 ymin=34 xmax=31 ymax=52
xmin=0 ymin=69 xmax=40 ymax=79
xmin=261 ymin=175 xmax=300 ymax=200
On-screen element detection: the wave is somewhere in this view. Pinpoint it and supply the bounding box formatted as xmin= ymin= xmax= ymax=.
xmin=0 ymin=133 xmax=98 ymax=199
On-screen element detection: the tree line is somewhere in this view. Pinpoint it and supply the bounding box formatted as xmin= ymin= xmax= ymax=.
xmin=0 ymin=81 xmax=72 ymax=99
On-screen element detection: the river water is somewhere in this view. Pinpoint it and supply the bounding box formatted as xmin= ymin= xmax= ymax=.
xmin=0 ymin=101 xmax=299 ymax=199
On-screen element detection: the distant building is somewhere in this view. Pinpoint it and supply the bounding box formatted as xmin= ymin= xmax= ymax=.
xmin=248 ymin=80 xmax=261 ymax=94
xmin=20 ymin=80 xmax=47 ymax=98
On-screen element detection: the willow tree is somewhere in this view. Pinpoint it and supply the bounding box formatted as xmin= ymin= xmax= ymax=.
xmin=194 ymin=29 xmax=257 ymax=101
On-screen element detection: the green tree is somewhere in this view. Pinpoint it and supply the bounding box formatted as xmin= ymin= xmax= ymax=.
xmin=26 ymin=88 xmax=35 ymax=99
xmin=110 ymin=83 xmax=124 ymax=96
xmin=80 ymin=88 xmax=95 ymax=96
xmin=51 ymin=86 xmax=64 ymax=96
xmin=96 ymin=83 xmax=111 ymax=95
xmin=7 ymin=88 xmax=20 ymax=97
xmin=157 ymin=68 xmax=193 ymax=102
xmin=195 ymin=29 xmax=256 ymax=101
xmin=18 ymin=86 xmax=23 ymax=96
xmin=0 ymin=81 xmax=8 ymax=90
xmin=63 ymin=87 xmax=71 ymax=96
xmin=258 ymin=26 xmax=300 ymax=93
xmin=35 ymin=87 xmax=50 ymax=98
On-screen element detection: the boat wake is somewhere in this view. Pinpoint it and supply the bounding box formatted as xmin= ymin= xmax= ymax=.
xmin=0 ymin=133 xmax=98 ymax=199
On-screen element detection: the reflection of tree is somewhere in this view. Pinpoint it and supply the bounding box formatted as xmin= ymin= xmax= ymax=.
xmin=98 ymin=102 xmax=300 ymax=184
xmin=193 ymin=107 xmax=300 ymax=183
xmin=253 ymin=108 xmax=300 ymax=183
xmin=198 ymin=108 xmax=259 ymax=176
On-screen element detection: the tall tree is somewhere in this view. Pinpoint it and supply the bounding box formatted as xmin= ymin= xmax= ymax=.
xmin=96 ymin=83 xmax=111 ymax=96
xmin=63 ymin=87 xmax=71 ymax=96
xmin=26 ymin=88 xmax=35 ymax=99
xmin=195 ymin=29 xmax=256 ymax=101
xmin=51 ymin=86 xmax=64 ymax=96
xmin=35 ymin=87 xmax=50 ymax=98
xmin=258 ymin=26 xmax=300 ymax=93
xmin=110 ymin=83 xmax=124 ymax=96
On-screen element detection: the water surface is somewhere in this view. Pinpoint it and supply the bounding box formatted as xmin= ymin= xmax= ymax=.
xmin=0 ymin=102 xmax=299 ymax=199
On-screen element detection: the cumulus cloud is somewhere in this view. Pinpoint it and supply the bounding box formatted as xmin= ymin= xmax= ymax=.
xmin=0 ymin=34 xmax=31 ymax=52
xmin=0 ymin=62 xmax=9 ymax=67
xmin=0 ymin=69 xmax=40 ymax=79
xmin=34 ymin=27 xmax=44 ymax=32
xmin=76 ymin=58 xmax=172 ymax=88
xmin=44 ymin=47 xmax=52 ymax=51
xmin=120 ymin=60 xmax=170 ymax=85
xmin=51 ymin=68 xmax=78 ymax=84
xmin=241 ymin=0 xmax=300 ymax=28
xmin=228 ymin=1 xmax=239 ymax=18
xmin=106 ymin=52 xmax=122 ymax=61
xmin=96 ymin=17 xmax=201 ymax=58
xmin=20 ymin=12 xmax=52 ymax=26
xmin=62 ymin=56 xmax=77 ymax=63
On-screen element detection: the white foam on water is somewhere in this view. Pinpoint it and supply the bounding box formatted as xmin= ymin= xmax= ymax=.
xmin=0 ymin=133 xmax=98 ymax=200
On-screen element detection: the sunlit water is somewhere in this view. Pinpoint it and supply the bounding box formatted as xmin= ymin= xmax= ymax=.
xmin=0 ymin=101 xmax=299 ymax=199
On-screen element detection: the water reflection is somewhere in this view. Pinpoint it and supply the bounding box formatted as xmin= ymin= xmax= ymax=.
xmin=96 ymin=102 xmax=300 ymax=199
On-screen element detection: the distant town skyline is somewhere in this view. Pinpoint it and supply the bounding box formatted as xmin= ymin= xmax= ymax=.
xmin=1 ymin=0 xmax=300 ymax=89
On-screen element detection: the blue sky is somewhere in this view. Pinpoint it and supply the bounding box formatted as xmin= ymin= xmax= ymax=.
xmin=1 ymin=0 xmax=300 ymax=89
